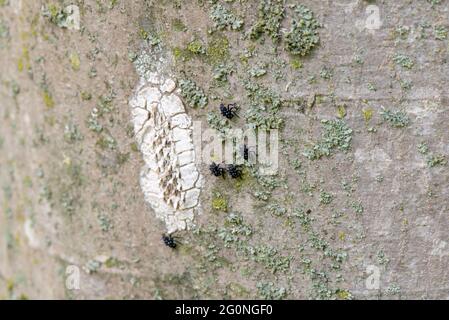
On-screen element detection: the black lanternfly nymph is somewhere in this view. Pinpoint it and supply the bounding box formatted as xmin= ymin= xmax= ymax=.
xmin=220 ymin=103 xmax=239 ymax=119
xmin=162 ymin=234 xmax=177 ymax=249
xmin=209 ymin=162 xmax=225 ymax=177
xmin=227 ymin=164 xmax=243 ymax=179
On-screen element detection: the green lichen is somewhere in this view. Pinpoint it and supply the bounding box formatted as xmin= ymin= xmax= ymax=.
xmin=417 ymin=22 xmax=432 ymax=39
xmin=247 ymin=245 xmax=291 ymax=274
xmin=290 ymin=58 xmax=302 ymax=70
xmin=127 ymin=51 xmax=138 ymax=62
xmin=64 ymin=123 xmax=84 ymax=143
xmin=249 ymin=0 xmax=285 ymax=42
xmin=253 ymin=189 xmax=271 ymax=201
xmin=11 ymin=81 xmax=20 ymax=98
xmin=249 ymin=63 xmax=268 ymax=78
xmin=353 ymin=53 xmax=364 ymax=64
xmin=96 ymin=134 xmax=117 ymax=150
xmin=97 ymin=94 xmax=115 ymax=114
xmin=256 ymin=282 xmax=287 ymax=300
xmin=210 ymin=4 xmax=243 ymax=31
xmin=380 ymin=108 xmax=410 ymax=128
xmin=427 ymin=154 xmax=447 ymax=168
xmin=69 ymin=52 xmax=80 ymax=71
xmin=80 ymin=91 xmax=92 ymax=101
xmin=386 ymin=284 xmax=401 ymax=296
xmin=319 ymin=66 xmax=333 ymax=80
xmin=367 ymin=83 xmax=377 ymax=92
xmin=206 ymin=36 xmax=230 ymax=65
xmin=266 ymin=202 xmax=287 ymax=217
xmin=41 ymin=4 xmax=74 ymax=28
xmin=285 ymin=5 xmax=320 ymax=56
xmin=87 ymin=108 xmax=103 ymax=133
xmin=362 ymin=108 xmax=373 ymax=123
xmin=377 ymin=250 xmax=390 ymax=265
xmin=0 ymin=18 xmax=9 ymax=44
xmin=245 ymin=105 xmax=284 ymax=129
xmin=337 ymin=105 xmax=346 ymax=119
xmin=393 ymin=53 xmax=414 ymax=69
xmin=400 ymin=79 xmax=412 ymax=91
xmin=351 ymin=201 xmax=364 ymax=215
xmin=207 ymin=111 xmax=231 ymax=135
xmin=427 ymin=0 xmax=442 ymax=7
xmin=139 ymin=30 xmax=161 ymax=47
xmin=319 ymin=190 xmax=333 ymax=205
xmin=42 ymin=90 xmax=55 ymax=109
xmin=434 ymin=25 xmax=448 ymax=40
xmin=85 ymin=259 xmax=101 ymax=274
xmin=336 ymin=289 xmax=353 ymax=300
xmin=271 ymin=57 xmax=286 ymax=80
xmin=395 ymin=26 xmax=410 ymax=39
xmin=226 ymin=283 xmax=250 ymax=298
xmin=250 ymin=168 xmax=286 ymax=191
xmin=303 ymin=119 xmax=353 ymax=160
xmin=212 ymin=192 xmax=228 ymax=212
xmin=172 ymin=47 xmax=190 ymax=61
xmin=172 ymin=18 xmax=187 ymax=32
xmin=218 ymin=213 xmax=252 ymax=248
xmin=293 ymin=208 xmax=314 ymax=230
xmin=417 ymin=142 xmax=429 ymax=155
xmin=98 ymin=214 xmax=112 ymax=232
xmin=17 ymin=47 xmax=30 ymax=72
xmin=179 ymin=79 xmax=208 ymax=108
xmin=187 ymin=39 xmax=206 ymax=55
xmin=212 ymin=64 xmax=233 ymax=83
xmin=244 ymin=81 xmax=283 ymax=129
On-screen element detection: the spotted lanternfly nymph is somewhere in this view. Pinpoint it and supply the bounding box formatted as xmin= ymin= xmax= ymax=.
xmin=209 ymin=162 xmax=225 ymax=178
xmin=162 ymin=234 xmax=177 ymax=248
xmin=220 ymin=103 xmax=239 ymax=119
xmin=227 ymin=164 xmax=243 ymax=179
